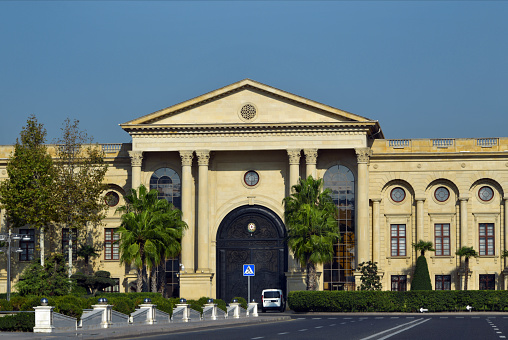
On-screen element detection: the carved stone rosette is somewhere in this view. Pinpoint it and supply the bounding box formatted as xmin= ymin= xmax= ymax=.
xmin=304 ymin=149 xmax=318 ymax=165
xmin=287 ymin=149 xmax=301 ymax=165
xmin=196 ymin=150 xmax=210 ymax=166
xmin=128 ymin=151 xmax=143 ymax=167
xmin=179 ymin=150 xmax=194 ymax=166
xmin=355 ymin=148 xmax=372 ymax=164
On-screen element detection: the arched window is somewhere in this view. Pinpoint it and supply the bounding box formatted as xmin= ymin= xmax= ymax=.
xmin=149 ymin=168 xmax=181 ymax=209
xmin=323 ymin=165 xmax=356 ymax=291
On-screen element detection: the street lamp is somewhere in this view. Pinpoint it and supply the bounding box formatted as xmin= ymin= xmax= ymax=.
xmin=0 ymin=231 xmax=31 ymax=301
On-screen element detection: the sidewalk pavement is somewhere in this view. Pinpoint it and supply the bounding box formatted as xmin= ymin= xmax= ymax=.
xmin=1 ymin=314 xmax=291 ymax=340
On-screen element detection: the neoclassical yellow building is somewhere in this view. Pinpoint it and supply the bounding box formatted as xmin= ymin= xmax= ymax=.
xmin=1 ymin=79 xmax=508 ymax=300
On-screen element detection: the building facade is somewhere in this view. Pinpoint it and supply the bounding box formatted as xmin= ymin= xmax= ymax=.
xmin=1 ymin=79 xmax=508 ymax=299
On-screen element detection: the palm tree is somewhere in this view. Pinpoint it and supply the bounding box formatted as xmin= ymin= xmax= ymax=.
xmin=283 ymin=176 xmax=339 ymax=290
xmin=413 ymin=240 xmax=435 ymax=257
xmin=116 ymin=184 xmax=187 ymax=292
xmin=456 ymin=246 xmax=478 ymax=291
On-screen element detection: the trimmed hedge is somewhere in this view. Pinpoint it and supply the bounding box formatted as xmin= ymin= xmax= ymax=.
xmin=411 ymin=256 xmax=432 ymax=290
xmin=288 ymin=290 xmax=508 ymax=313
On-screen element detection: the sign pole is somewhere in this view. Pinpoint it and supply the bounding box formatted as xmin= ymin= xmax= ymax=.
xmin=248 ymin=276 xmax=251 ymax=303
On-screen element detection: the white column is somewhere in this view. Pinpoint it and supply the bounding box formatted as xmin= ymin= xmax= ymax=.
xmin=355 ymin=148 xmax=372 ymax=264
xmin=287 ymin=149 xmax=301 ymax=189
xmin=304 ymin=149 xmax=318 ymax=179
xmin=372 ymin=199 xmax=381 ymax=264
xmin=33 ymin=306 xmax=55 ymax=333
xmin=180 ymin=151 xmax=194 ymax=273
xmin=196 ymin=150 xmax=210 ymax=273
xmin=460 ymin=197 xmax=469 ymax=247
xmin=416 ymin=198 xmax=425 ymax=242
xmin=128 ymin=151 xmax=143 ymax=190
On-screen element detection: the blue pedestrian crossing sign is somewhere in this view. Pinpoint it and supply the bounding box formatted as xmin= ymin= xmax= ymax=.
xmin=243 ymin=264 xmax=255 ymax=276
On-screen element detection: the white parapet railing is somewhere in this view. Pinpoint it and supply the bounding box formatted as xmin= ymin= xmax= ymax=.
xmin=111 ymin=310 xmax=130 ymax=326
xmin=155 ymin=309 xmax=170 ymax=324
xmin=388 ymin=139 xmax=410 ymax=148
xmin=227 ymin=303 xmax=240 ymax=319
xmin=53 ymin=312 xmax=77 ymax=331
xmin=477 ymin=138 xmax=498 ymax=147
xmin=188 ymin=308 xmax=202 ymax=321
xmin=130 ymin=308 xmax=149 ymax=324
xmin=246 ymin=303 xmax=258 ymax=317
xmin=172 ymin=305 xmax=189 ymax=322
xmin=202 ymin=304 xmax=217 ymax=321
xmin=101 ymin=143 xmax=123 ymax=153
xmin=432 ymin=139 xmax=454 ymax=147
xmin=79 ymin=309 xmax=104 ymax=329
xmin=216 ymin=307 xmax=227 ymax=319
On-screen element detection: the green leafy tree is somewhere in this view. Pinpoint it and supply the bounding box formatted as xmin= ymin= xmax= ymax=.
xmin=77 ymin=244 xmax=99 ymax=275
xmin=456 ymin=246 xmax=478 ymax=291
xmin=283 ymin=176 xmax=339 ymax=290
xmin=15 ymin=254 xmax=75 ymax=296
xmin=357 ymin=261 xmax=382 ymax=290
xmin=53 ymin=118 xmax=108 ymax=276
xmin=71 ymin=270 xmax=116 ymax=295
xmin=0 ymin=115 xmax=57 ymax=265
xmin=116 ymin=184 xmax=187 ymax=292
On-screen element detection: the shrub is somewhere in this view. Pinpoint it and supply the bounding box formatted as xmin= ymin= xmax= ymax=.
xmin=0 ymin=312 xmax=35 ymax=332
xmin=232 ymin=296 xmax=248 ymax=310
xmin=0 ymin=299 xmax=14 ymax=311
xmin=411 ymin=256 xmax=432 ymax=290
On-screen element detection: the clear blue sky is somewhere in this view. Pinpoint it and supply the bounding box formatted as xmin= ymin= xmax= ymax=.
xmin=1 ymin=1 xmax=507 ymax=145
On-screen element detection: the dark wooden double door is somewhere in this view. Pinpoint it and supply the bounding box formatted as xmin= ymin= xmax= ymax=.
xmin=216 ymin=205 xmax=287 ymax=304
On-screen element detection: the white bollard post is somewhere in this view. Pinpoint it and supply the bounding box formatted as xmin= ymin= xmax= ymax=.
xmin=175 ymin=303 xmax=190 ymax=322
xmin=229 ymin=302 xmax=240 ymax=319
xmin=33 ymin=299 xmax=55 ymax=333
xmin=204 ymin=303 xmax=217 ymax=320
xmin=248 ymin=302 xmax=258 ymax=317
xmin=139 ymin=301 xmax=157 ymax=325
xmin=92 ymin=298 xmax=113 ymax=328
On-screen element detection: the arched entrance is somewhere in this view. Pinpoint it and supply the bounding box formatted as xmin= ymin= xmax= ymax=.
xmin=216 ymin=205 xmax=287 ymax=303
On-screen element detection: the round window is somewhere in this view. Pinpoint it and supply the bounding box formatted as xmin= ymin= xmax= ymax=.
xmin=390 ymin=187 xmax=406 ymax=203
xmin=478 ymin=186 xmax=494 ymax=202
xmin=239 ymin=104 xmax=257 ymax=122
xmin=244 ymin=170 xmax=259 ymax=187
xmin=435 ymin=187 xmax=450 ymax=202
xmin=105 ymin=191 xmax=120 ymax=207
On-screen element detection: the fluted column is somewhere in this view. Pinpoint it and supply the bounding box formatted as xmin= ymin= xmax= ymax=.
xmin=196 ymin=150 xmax=210 ymax=273
xmin=128 ymin=151 xmax=143 ymax=190
xmin=372 ymin=199 xmax=381 ymax=264
xmin=356 ymin=148 xmax=372 ymax=264
xmin=304 ymin=149 xmax=318 ymax=179
xmin=287 ymin=149 xmax=301 ymax=190
xmin=180 ymin=151 xmax=194 ymax=273
xmin=416 ymin=198 xmax=425 ymax=242
xmin=460 ymin=197 xmax=469 ymax=247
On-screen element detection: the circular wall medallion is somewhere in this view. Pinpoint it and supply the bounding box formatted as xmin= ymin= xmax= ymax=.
xmin=247 ymin=222 xmax=256 ymax=233
xmin=478 ymin=186 xmax=494 ymax=202
xmin=390 ymin=187 xmax=406 ymax=203
xmin=244 ymin=170 xmax=259 ymax=187
xmin=105 ymin=191 xmax=120 ymax=207
xmin=238 ymin=103 xmax=258 ymax=122
xmin=434 ymin=187 xmax=450 ymax=202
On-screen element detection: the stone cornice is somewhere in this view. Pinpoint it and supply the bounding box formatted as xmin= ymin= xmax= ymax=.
xmin=123 ymin=122 xmax=378 ymax=138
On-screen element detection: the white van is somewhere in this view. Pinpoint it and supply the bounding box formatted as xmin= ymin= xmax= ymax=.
xmin=261 ymin=289 xmax=285 ymax=312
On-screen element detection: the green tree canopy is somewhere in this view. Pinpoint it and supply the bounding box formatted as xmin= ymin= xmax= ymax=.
xmin=283 ymin=176 xmax=339 ymax=290
xmin=357 ymin=261 xmax=382 ymax=291
xmin=413 ymin=240 xmax=435 ymax=257
xmin=116 ymin=184 xmax=187 ymax=292
xmin=0 ymin=115 xmax=57 ymax=264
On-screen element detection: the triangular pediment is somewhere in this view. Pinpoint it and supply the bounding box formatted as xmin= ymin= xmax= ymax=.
xmin=121 ymin=79 xmax=376 ymax=128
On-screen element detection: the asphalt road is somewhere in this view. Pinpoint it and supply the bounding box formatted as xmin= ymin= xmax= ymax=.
xmin=131 ymin=314 xmax=508 ymax=340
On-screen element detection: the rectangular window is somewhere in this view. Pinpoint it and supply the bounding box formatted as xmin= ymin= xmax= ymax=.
xmin=479 ymin=274 xmax=495 ymax=290
xmin=62 ymin=228 xmax=77 ymax=261
xmin=391 ymin=224 xmax=406 ymax=256
xmin=104 ymin=229 xmax=119 ymax=260
xmin=103 ymin=278 xmax=120 ymax=293
xmin=435 ymin=275 xmax=451 ymax=290
xmin=391 ymin=275 xmax=407 ymax=291
xmin=435 ymin=224 xmax=450 ymax=256
xmin=19 ymin=229 xmax=35 ymax=262
xmin=479 ymin=223 xmax=495 ymax=256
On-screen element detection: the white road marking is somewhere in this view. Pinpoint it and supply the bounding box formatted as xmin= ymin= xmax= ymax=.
xmin=330 ymin=324 xmax=336 ymax=326
xmin=312 ymin=317 xmax=322 ymax=320
xmin=298 ymin=329 xmax=307 ymax=332
xmin=328 ymin=317 xmax=337 ymax=319
xmin=251 ymin=337 xmax=264 ymax=339
xmin=315 ymin=326 xmax=323 ymax=329
xmin=361 ymin=318 xmax=429 ymax=340
xmin=278 ymin=332 xmax=289 ymax=335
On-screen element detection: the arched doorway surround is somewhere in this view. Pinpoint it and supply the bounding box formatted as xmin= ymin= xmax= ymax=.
xmin=216 ymin=205 xmax=287 ymax=303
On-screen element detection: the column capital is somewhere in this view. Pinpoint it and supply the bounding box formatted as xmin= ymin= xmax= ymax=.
xmin=355 ymin=148 xmax=372 ymax=164
xmin=303 ymin=149 xmax=318 ymax=165
xmin=180 ymin=151 xmax=194 ymax=166
xmin=459 ymin=195 xmax=470 ymax=201
xmin=196 ymin=150 xmax=210 ymax=166
xmin=371 ymin=198 xmax=382 ymax=203
xmin=287 ymin=149 xmax=301 ymax=165
xmin=415 ymin=196 xmax=426 ymax=202
xmin=128 ymin=151 xmax=143 ymax=167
